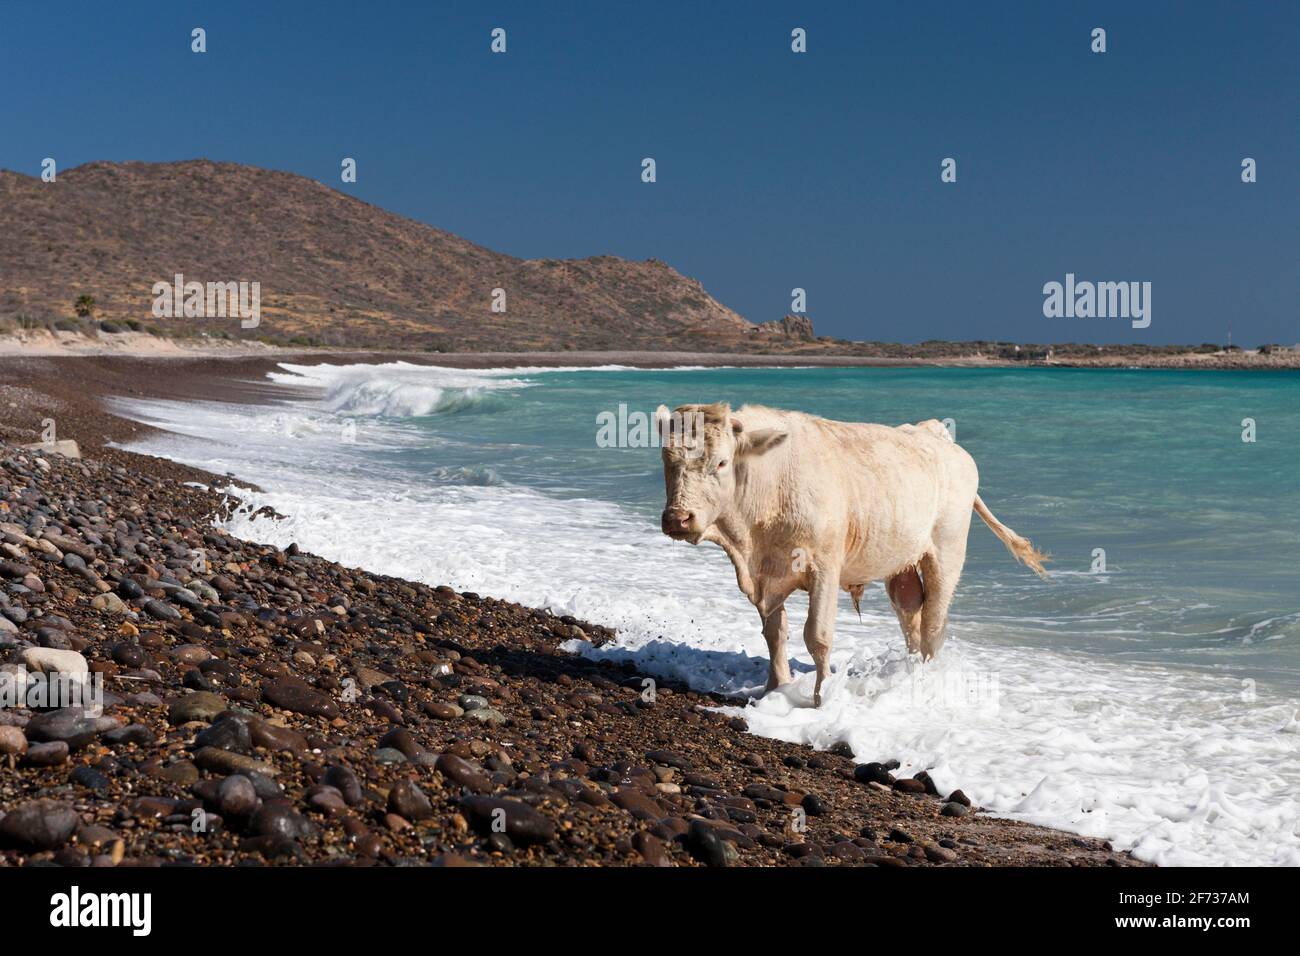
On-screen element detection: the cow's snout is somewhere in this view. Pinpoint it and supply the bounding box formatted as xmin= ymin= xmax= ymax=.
xmin=661 ymin=508 xmax=695 ymax=537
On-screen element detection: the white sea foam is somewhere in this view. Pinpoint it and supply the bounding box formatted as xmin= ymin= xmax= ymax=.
xmin=112 ymin=362 xmax=1300 ymax=867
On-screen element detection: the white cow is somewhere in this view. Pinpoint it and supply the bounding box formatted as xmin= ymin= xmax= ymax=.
xmin=656 ymin=402 xmax=1047 ymax=706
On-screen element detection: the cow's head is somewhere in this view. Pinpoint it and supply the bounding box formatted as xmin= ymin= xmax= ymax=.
xmin=657 ymin=402 xmax=787 ymax=542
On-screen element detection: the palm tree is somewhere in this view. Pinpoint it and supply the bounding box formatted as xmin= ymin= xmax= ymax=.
xmin=74 ymin=295 xmax=95 ymax=318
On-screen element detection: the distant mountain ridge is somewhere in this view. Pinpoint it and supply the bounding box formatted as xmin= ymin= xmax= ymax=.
xmin=0 ymin=159 xmax=790 ymax=350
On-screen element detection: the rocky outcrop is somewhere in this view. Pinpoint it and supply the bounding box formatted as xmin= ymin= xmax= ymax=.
xmin=756 ymin=314 xmax=815 ymax=341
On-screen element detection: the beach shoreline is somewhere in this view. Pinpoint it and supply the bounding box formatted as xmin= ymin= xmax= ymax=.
xmin=3 ymin=329 xmax=1298 ymax=370
xmin=0 ymin=351 xmax=1149 ymax=866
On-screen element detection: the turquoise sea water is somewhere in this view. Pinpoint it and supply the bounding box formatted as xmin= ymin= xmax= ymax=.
xmin=117 ymin=362 xmax=1300 ymax=864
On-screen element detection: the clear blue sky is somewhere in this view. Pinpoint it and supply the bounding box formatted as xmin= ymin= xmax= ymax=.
xmin=2 ymin=1 xmax=1295 ymax=345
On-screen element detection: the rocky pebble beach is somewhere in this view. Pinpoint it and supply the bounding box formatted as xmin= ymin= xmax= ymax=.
xmin=0 ymin=359 xmax=1147 ymax=867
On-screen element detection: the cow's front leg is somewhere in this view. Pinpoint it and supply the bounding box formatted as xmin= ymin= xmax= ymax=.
xmin=804 ymin=567 xmax=840 ymax=707
xmin=760 ymin=604 xmax=792 ymax=693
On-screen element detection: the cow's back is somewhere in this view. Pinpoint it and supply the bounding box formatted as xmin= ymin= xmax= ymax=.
xmin=734 ymin=405 xmax=976 ymax=577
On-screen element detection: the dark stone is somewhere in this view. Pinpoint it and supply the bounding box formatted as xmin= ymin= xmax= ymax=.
xmin=460 ymin=796 xmax=555 ymax=844
xmin=143 ymin=599 xmax=181 ymax=621
xmin=110 ymin=643 xmax=147 ymax=668
xmin=262 ymin=677 xmax=340 ymax=719
xmin=217 ymin=775 xmax=260 ymax=818
xmin=70 ymin=766 xmax=110 ymax=793
xmin=801 ymin=793 xmax=828 ymax=816
xmin=378 ymin=727 xmax=423 ymax=759
xmin=25 ymin=709 xmax=102 ymax=751
xmin=686 ymin=819 xmax=739 ymax=867
xmin=250 ymin=721 xmax=307 ymax=753
xmin=913 ymin=770 xmax=940 ymax=796
xmin=633 ymin=831 xmax=671 ymax=867
xmin=853 ymin=762 xmax=895 ymax=785
xmin=322 ymin=765 xmax=364 ymax=806
xmin=25 ymin=740 xmax=69 ymax=766
xmin=194 ymin=716 xmax=253 ymax=753
xmin=645 ymin=749 xmax=693 ymax=770
xmin=117 ymin=578 xmax=144 ymax=599
xmin=0 ymin=799 xmax=79 ymax=850
xmin=387 ymin=780 xmax=433 ymax=821
xmin=435 ymin=753 xmax=493 ymax=794
xmin=167 ymin=691 xmax=228 ymax=724
xmin=103 ymin=724 xmax=153 ymax=746
xmin=611 ymin=788 xmax=664 ymax=821
xmin=249 ymin=802 xmax=313 ymax=841
xmin=892 ymin=778 xmax=927 ymax=794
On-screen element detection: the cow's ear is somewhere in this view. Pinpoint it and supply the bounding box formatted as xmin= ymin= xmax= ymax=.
xmin=737 ymin=427 xmax=787 ymax=457
xmin=654 ymin=405 xmax=672 ymax=442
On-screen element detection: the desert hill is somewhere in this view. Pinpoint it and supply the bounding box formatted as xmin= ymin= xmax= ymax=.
xmin=0 ymin=160 xmax=790 ymax=351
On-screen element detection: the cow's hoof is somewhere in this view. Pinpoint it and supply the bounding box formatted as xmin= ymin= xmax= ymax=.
xmin=763 ymin=676 xmax=792 ymax=696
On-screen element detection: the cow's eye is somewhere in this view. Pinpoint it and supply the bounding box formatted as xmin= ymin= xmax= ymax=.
xmin=716 ymin=460 xmax=728 ymax=470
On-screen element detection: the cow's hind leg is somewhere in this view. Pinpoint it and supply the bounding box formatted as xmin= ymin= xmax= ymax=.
xmin=918 ymin=546 xmax=965 ymax=659
xmin=804 ymin=567 xmax=840 ymax=707
xmin=886 ymin=566 xmax=926 ymax=654
xmin=760 ymin=604 xmax=792 ymax=693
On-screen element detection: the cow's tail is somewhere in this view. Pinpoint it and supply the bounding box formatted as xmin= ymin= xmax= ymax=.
xmin=973 ymin=495 xmax=1049 ymax=578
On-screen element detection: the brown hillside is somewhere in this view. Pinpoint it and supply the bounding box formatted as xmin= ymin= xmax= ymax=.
xmin=0 ymin=160 xmax=766 ymax=350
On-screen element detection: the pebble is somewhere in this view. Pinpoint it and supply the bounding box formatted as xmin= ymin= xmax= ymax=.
xmin=459 ymin=796 xmax=555 ymax=845
xmin=143 ymin=599 xmax=181 ymax=621
xmin=19 ymin=647 xmax=88 ymax=675
xmin=0 ymin=799 xmax=80 ymax=849
xmin=171 ymin=644 xmax=211 ymax=665
xmin=217 ymin=774 xmax=261 ymax=818
xmin=70 ymin=765 xmax=111 ymax=792
xmin=194 ymin=715 xmax=253 ymax=753
xmin=167 ymin=691 xmax=228 ymax=724
xmin=0 ymin=725 xmax=27 ymax=757
xmin=194 ymin=746 xmax=278 ymax=777
xmin=801 ymin=793 xmax=829 ymax=816
xmin=853 ymin=762 xmax=895 ymax=785
xmin=435 ymin=753 xmax=494 ymax=794
xmin=633 ymin=831 xmax=671 ymax=867
xmin=423 ymin=700 xmax=462 ymax=720
xmin=305 ymin=786 xmax=348 ymax=816
xmin=250 ymin=720 xmax=307 ymax=753
xmin=262 ymin=677 xmax=340 ymax=719
xmin=25 ymin=740 xmax=69 ymax=765
xmin=467 ymin=706 xmax=506 ymax=725
xmin=686 ymin=819 xmax=740 ymax=867
xmin=387 ymin=780 xmax=433 ymax=821
xmin=378 ymin=726 xmax=424 ymax=759
xmin=90 ymin=592 xmax=128 ymax=614
xmin=924 ymin=843 xmax=959 ymax=864
xmin=157 ymin=760 xmax=199 ymax=785
xmin=250 ymin=803 xmax=313 ymax=841
xmin=25 ymin=709 xmax=107 ymax=751
xmin=892 ymin=778 xmax=928 ymax=794
xmin=110 ymin=642 xmax=148 ymax=668
xmin=323 ymin=765 xmax=365 ymax=806
xmin=103 ymin=723 xmax=153 ymax=746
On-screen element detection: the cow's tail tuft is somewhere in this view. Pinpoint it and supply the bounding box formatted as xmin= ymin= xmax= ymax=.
xmin=973 ymin=495 xmax=1049 ymax=578
xmin=848 ymin=584 xmax=865 ymax=620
